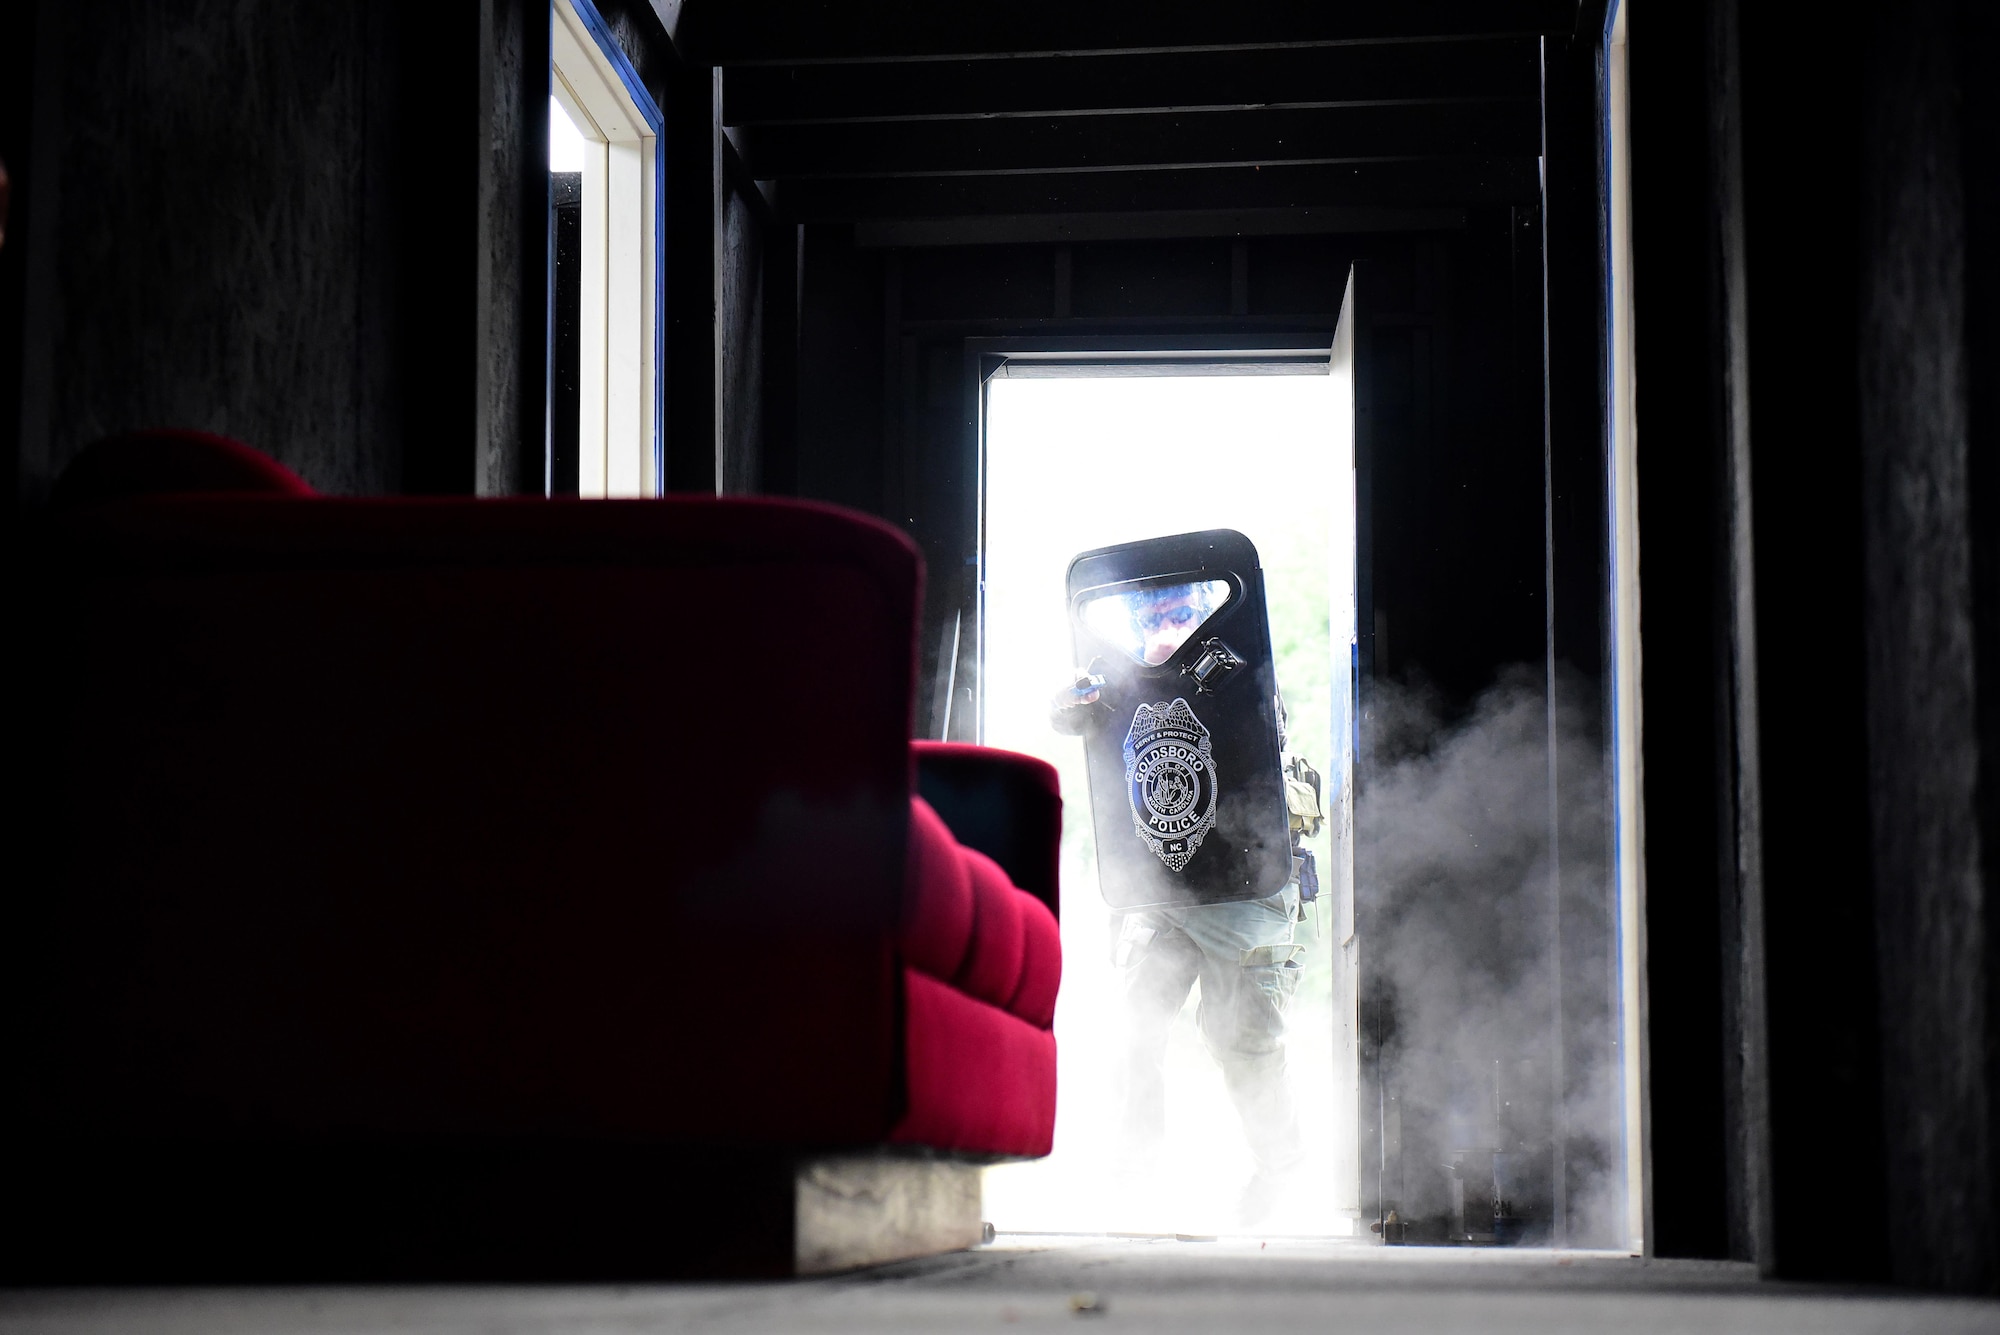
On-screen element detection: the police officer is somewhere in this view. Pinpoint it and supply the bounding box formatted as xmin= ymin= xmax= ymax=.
xmin=1052 ymin=580 xmax=1323 ymax=1227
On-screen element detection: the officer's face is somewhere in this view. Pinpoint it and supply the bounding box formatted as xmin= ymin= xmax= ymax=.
xmin=1135 ymin=589 xmax=1206 ymax=665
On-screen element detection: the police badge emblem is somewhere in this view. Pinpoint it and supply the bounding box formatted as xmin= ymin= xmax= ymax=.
xmin=1122 ymin=697 xmax=1220 ymax=872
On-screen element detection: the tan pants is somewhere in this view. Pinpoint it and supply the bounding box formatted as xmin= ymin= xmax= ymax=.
xmin=1115 ymin=885 xmax=1306 ymax=1178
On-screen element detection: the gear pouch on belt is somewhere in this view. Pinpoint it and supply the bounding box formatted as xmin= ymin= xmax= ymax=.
xmin=1293 ymin=848 xmax=1321 ymax=905
xmin=1067 ymin=529 xmax=1291 ymax=911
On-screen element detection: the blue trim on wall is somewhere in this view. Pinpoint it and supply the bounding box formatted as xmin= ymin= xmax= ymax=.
xmin=565 ymin=0 xmax=662 ymax=131
xmin=563 ymin=0 xmax=668 ymax=493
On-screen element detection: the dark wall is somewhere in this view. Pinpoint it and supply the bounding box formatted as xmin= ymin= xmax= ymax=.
xmin=1854 ymin=0 xmax=1998 ymax=1292
xmin=17 ymin=1 xmax=377 ymax=497
xmin=5 ymin=0 xmax=752 ymax=504
xmin=470 ymin=0 xmax=550 ymax=498
xmin=14 ymin=0 xmax=549 ymax=501
xmin=796 ymin=226 xmax=887 ymax=516
xmin=1631 ymin=0 xmax=2000 ymax=1292
xmin=1627 ymin=0 xmax=1884 ymax=1276
xmin=662 ymin=77 xmax=789 ymax=499
xmin=1 ymin=0 xmax=42 ymax=521
xmin=1626 ymin=0 xmax=1744 ymax=1264
xmin=589 ymin=0 xmax=674 ymax=104
xmin=1360 ymin=224 xmax=1546 ymax=701
xmin=663 ymin=63 xmax=719 ymax=493
xmin=1736 ymin=0 xmax=1888 ymax=1283
xmin=7 ymin=0 xmax=551 ymax=501
xmin=718 ymin=174 xmax=766 ymax=495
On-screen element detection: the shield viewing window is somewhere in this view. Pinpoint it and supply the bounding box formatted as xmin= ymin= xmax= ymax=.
xmin=1075 ymin=578 xmax=1234 ymax=667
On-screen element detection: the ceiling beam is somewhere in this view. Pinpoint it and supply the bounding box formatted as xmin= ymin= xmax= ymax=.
xmin=724 ymin=39 xmax=1539 ymax=124
xmin=685 ymin=0 xmax=1579 ymax=65
xmin=851 ymin=206 xmax=1468 ymax=248
xmin=782 ymin=158 xmax=1540 ymax=221
xmin=738 ymin=101 xmax=1537 ymax=179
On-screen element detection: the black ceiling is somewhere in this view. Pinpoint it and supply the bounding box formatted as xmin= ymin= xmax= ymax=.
xmin=676 ymin=1 xmax=1574 ymax=230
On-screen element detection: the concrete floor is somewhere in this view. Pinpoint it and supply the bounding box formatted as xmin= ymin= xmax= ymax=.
xmin=4 ymin=1237 xmax=1996 ymax=1334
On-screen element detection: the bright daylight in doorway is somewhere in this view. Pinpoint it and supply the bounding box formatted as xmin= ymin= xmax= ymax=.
xmin=549 ymin=95 xmax=586 ymax=171
xmin=980 ymin=372 xmax=1354 ymax=1237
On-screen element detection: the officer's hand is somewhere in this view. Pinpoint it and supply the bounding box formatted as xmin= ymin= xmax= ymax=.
xmin=1053 ymin=671 xmax=1105 ymax=711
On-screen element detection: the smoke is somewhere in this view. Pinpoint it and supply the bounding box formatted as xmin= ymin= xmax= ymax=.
xmin=1356 ymin=665 xmax=1626 ymax=1247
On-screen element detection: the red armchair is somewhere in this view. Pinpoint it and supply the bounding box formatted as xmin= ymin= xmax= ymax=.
xmin=6 ymin=433 xmax=1061 ymax=1279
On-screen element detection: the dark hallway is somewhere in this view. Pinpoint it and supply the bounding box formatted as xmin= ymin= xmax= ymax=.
xmin=1 ymin=0 xmax=1996 ymax=1322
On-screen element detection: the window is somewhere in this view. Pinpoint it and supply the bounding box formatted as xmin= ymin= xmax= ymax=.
xmin=549 ymin=0 xmax=662 ymax=498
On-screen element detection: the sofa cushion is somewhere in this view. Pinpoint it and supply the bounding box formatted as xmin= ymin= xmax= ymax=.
xmin=891 ymin=968 xmax=1056 ymax=1158
xmin=900 ymin=798 xmax=975 ymax=984
xmin=956 ymin=847 xmax=1027 ymax=1013
xmin=902 ymin=793 xmax=1063 ymax=1034
xmin=912 ymin=742 xmax=1062 ymax=918
xmin=1008 ymin=887 xmax=1062 ymax=1031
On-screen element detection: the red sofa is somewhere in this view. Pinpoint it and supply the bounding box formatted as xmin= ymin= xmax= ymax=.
xmin=6 ymin=433 xmax=1061 ymax=1278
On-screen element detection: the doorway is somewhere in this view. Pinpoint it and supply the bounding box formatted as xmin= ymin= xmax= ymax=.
xmin=977 ymin=353 xmax=1360 ymax=1237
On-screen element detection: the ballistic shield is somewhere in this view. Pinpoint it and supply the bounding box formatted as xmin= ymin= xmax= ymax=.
xmin=1064 ymin=530 xmax=1291 ymax=910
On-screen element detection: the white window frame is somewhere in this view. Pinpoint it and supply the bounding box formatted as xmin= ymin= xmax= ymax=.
xmin=552 ymin=0 xmax=663 ymax=498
